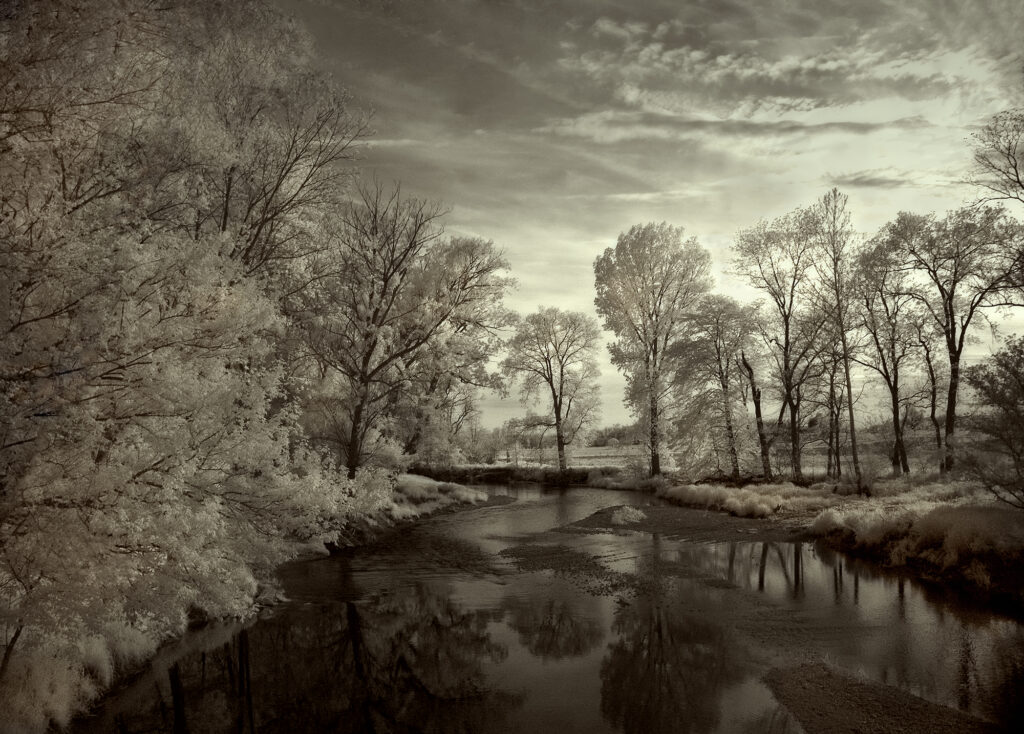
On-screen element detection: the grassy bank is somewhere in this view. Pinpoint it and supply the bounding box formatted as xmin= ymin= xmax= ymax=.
xmin=10 ymin=474 xmax=485 ymax=734
xmin=648 ymin=475 xmax=1024 ymax=612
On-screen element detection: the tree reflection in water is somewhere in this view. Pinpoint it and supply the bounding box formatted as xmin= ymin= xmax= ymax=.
xmin=503 ymin=596 xmax=604 ymax=660
xmin=600 ymin=592 xmax=743 ymax=734
xmin=90 ymin=584 xmax=520 ymax=733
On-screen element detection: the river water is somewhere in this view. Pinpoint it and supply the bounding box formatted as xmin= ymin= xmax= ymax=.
xmin=74 ymin=486 xmax=1024 ymax=733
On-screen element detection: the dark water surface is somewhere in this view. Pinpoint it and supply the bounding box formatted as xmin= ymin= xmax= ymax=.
xmin=74 ymin=486 xmax=1024 ymax=733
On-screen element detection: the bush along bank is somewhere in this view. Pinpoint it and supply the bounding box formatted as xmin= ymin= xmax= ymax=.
xmin=810 ymin=497 xmax=1024 ymax=613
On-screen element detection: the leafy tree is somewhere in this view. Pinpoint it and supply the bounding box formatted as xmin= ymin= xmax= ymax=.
xmin=502 ymin=307 xmax=601 ymax=471
xmin=594 ymin=223 xmax=711 ymax=476
xmin=302 ymin=182 xmax=510 ymax=477
xmin=880 ymin=206 xmax=1024 ymax=472
xmin=0 ymin=1 xmax=382 ymax=725
xmin=690 ymin=295 xmax=754 ymax=480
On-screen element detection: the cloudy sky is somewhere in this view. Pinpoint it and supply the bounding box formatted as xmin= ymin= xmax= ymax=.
xmin=282 ymin=0 xmax=1023 ymax=427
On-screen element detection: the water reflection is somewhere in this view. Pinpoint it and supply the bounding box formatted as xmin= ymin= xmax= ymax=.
xmin=600 ymin=595 xmax=742 ymax=734
xmin=81 ymin=585 xmax=520 ymax=734
xmin=503 ymin=596 xmax=604 ymax=660
xmin=72 ymin=488 xmax=1024 ymax=733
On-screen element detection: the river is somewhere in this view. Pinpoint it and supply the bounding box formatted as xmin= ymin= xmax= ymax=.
xmin=72 ymin=486 xmax=1024 ymax=733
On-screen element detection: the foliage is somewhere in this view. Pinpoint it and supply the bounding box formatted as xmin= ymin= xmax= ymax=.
xmin=299 ymin=182 xmax=511 ymax=477
xmin=0 ymin=0 xmax=489 ymax=727
xmin=964 ymin=336 xmax=1024 ymax=508
xmin=502 ymin=307 xmax=601 ymax=470
xmin=594 ymin=222 xmax=711 ymax=476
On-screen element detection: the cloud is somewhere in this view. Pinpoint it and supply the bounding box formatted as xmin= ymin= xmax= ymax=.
xmin=537 ymin=109 xmax=931 ymax=144
xmin=828 ymin=168 xmax=911 ymax=188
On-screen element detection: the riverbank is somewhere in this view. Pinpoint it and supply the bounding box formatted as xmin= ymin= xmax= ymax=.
xmin=766 ymin=662 xmax=1001 ymax=734
xmin=7 ymin=474 xmax=490 ymax=734
xmin=560 ymin=476 xmax=1024 ymax=615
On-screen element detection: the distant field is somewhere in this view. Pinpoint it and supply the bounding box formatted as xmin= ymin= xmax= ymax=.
xmin=502 ymin=427 xmax=953 ymax=477
xmin=506 ymin=444 xmax=646 ymax=469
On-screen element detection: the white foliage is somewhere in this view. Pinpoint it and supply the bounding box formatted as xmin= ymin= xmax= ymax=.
xmin=657 ymin=482 xmax=843 ymax=518
xmin=610 ymin=506 xmax=647 ymax=525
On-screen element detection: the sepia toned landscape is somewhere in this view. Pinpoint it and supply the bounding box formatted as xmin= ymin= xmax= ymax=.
xmin=3 ymin=1 xmax=1024 ymax=732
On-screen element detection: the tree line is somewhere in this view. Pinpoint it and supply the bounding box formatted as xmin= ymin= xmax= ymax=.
xmin=6 ymin=0 xmax=1024 ymax=725
xmin=590 ymin=186 xmax=1024 ymax=485
xmin=0 ymin=0 xmax=512 ymax=721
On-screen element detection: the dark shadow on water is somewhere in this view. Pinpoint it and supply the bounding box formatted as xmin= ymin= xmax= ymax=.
xmin=70 ymin=488 xmax=1024 ymax=733
xmin=600 ymin=593 xmax=743 ymax=734
xmin=77 ymin=585 xmax=521 ymax=734
xmin=502 ymin=596 xmax=604 ymax=661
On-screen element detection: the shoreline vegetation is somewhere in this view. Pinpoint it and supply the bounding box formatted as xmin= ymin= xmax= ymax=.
xmin=4 ymin=474 xmax=488 ymax=734
xmin=49 ymin=470 xmax=1022 ymax=732
xmin=414 ymin=463 xmax=1024 ymax=614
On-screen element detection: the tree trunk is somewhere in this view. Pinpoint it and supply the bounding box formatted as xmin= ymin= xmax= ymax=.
xmin=723 ymin=402 xmax=740 ymax=480
xmin=943 ymin=358 xmax=960 ymax=473
xmin=889 ymin=385 xmax=905 ymax=476
xmin=740 ymin=352 xmax=772 ymax=480
xmin=0 ymin=624 xmax=23 ymax=682
xmin=788 ymin=396 xmax=802 ymax=482
xmin=720 ymin=376 xmax=740 ymax=479
xmin=649 ymin=388 xmax=661 ymax=477
xmin=346 ymin=399 xmax=365 ymax=479
xmin=921 ymin=341 xmax=943 ymax=470
xmin=840 ymin=343 xmax=862 ymax=488
xmin=898 ymin=405 xmax=910 ymax=474
xmin=169 ymin=663 xmax=189 ymax=734
xmin=554 ymin=405 xmax=567 ymax=472
xmin=826 ymin=372 xmax=837 ymax=479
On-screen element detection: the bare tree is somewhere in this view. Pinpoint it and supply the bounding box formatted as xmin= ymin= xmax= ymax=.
xmin=854 ymin=237 xmax=925 ymax=475
xmin=810 ymin=188 xmax=863 ymax=487
xmin=594 ymin=223 xmax=711 ymax=476
xmin=971 ymin=110 xmax=1024 ymax=208
xmin=733 ymin=211 xmax=826 ymax=482
xmin=881 ymin=206 xmax=1024 ymax=472
xmin=502 ymin=308 xmax=602 ymax=471
xmin=963 ymin=337 xmax=1024 ymax=508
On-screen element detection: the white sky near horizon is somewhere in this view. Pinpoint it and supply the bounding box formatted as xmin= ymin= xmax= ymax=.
xmin=281 ymin=0 xmax=1024 ymax=428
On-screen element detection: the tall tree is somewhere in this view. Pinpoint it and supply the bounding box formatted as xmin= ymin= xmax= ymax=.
xmin=502 ymin=308 xmax=601 ymax=471
xmin=738 ymin=340 xmax=775 ymax=480
xmin=810 ymin=189 xmax=863 ymax=487
xmin=690 ymin=295 xmax=753 ymax=480
xmin=881 ymin=207 xmax=1024 ymax=472
xmin=303 ymin=182 xmax=509 ymax=477
xmin=855 ymin=238 xmax=924 ymax=475
xmin=0 ymin=3 xmax=382 ymax=725
xmin=733 ymin=211 xmax=826 ymax=482
xmin=594 ymin=223 xmax=711 ymax=476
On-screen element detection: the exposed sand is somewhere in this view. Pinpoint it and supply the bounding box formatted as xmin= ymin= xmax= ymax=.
xmin=567 ymin=502 xmax=812 ymax=543
xmin=766 ymin=662 xmax=1001 ymax=734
